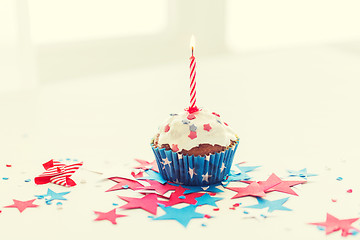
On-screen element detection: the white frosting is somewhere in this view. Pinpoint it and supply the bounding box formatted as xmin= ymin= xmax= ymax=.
xmin=156 ymin=109 xmax=238 ymax=152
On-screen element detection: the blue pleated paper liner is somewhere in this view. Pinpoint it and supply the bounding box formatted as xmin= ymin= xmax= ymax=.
xmin=151 ymin=139 xmax=239 ymax=186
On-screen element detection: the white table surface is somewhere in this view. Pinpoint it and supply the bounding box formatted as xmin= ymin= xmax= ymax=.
xmin=1 ymin=44 xmax=360 ymax=240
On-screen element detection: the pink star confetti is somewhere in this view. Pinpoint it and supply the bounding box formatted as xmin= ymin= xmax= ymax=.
xmin=188 ymin=131 xmax=197 ymax=140
xmin=106 ymin=177 xmax=144 ymax=192
xmin=94 ymin=208 xmax=126 ymax=225
xmin=309 ymin=213 xmax=360 ymax=237
xmin=134 ymin=159 xmax=159 ymax=172
xmin=137 ymin=180 xmax=182 ymax=195
xmin=226 ymin=182 xmax=266 ymax=199
xmin=203 ymin=123 xmax=212 ymax=132
xmin=158 ymin=186 xmax=204 ymax=206
xmin=118 ymin=193 xmax=159 ymax=215
xmin=5 ymin=199 xmax=39 ymax=213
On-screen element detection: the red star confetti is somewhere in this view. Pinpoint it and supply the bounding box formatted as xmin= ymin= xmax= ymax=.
xmin=187 ymin=114 xmax=196 ymax=120
xmin=171 ymin=144 xmax=179 ymax=152
xmin=309 ymin=213 xmax=360 ymax=237
xmin=203 ymin=123 xmax=212 ymax=132
xmin=134 ymin=159 xmax=159 ymax=172
xmin=131 ymin=171 xmax=144 ymax=178
xmin=118 ymin=193 xmax=159 ymax=215
xmin=188 ymin=131 xmax=197 ymax=140
xmin=106 ymin=177 xmax=144 ymax=192
xmin=227 ymin=182 xmax=266 ymax=199
xmin=158 ymin=186 xmax=204 ymax=206
xmin=5 ymin=199 xmax=39 ymax=213
xmin=94 ymin=208 xmax=126 ymax=225
xmin=164 ymin=124 xmax=170 ymax=132
xmin=136 ymin=180 xmax=182 ymax=195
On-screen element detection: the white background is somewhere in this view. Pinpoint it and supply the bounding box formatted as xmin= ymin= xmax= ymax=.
xmin=1 ymin=1 xmax=360 ymax=239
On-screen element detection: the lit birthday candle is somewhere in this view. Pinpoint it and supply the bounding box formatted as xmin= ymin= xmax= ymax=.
xmin=188 ymin=35 xmax=199 ymax=113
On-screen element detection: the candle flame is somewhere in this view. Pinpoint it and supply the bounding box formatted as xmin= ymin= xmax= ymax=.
xmin=190 ymin=35 xmax=196 ymax=53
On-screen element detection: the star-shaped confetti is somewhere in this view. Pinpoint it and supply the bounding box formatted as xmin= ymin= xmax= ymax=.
xmin=94 ymin=208 xmax=127 ymax=225
xmin=245 ymin=197 xmax=292 ymax=213
xmin=106 ymin=177 xmax=144 ymax=192
xmin=183 ymin=185 xmax=223 ymax=194
xmin=235 ymin=165 xmax=261 ymax=173
xmin=158 ymin=186 xmax=204 ymax=207
xmin=137 ymin=170 xmax=167 ymax=184
xmin=189 ymin=124 xmax=197 ymax=132
xmin=203 ymin=123 xmax=212 ymax=132
xmin=288 ymin=168 xmax=317 ymax=180
xmin=226 ymin=170 xmax=251 ymax=182
xmin=5 ymin=199 xmax=39 ymax=213
xmin=153 ymin=205 xmax=204 ymax=227
xmin=195 ymin=193 xmax=223 ymax=207
xmin=136 ymin=180 xmax=181 ymax=195
xmin=201 ymin=172 xmax=212 ymax=183
xmin=310 ymin=213 xmax=360 ymax=237
xmin=227 ymin=182 xmax=266 ymax=199
xmin=118 ymin=193 xmax=159 ymax=215
xmin=134 ymin=159 xmax=159 ymax=172
xmin=35 ymin=188 xmax=70 ymax=203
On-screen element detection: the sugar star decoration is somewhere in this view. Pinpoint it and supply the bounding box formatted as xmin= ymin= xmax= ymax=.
xmin=188 ymin=167 xmax=197 ymax=179
xmin=288 ymin=168 xmax=317 ymax=180
xmin=118 ymin=193 xmax=159 ymax=215
xmin=309 ymin=213 xmax=360 ymax=237
xmin=138 ymin=170 xmax=167 ymax=184
xmin=94 ymin=208 xmax=127 ymax=225
xmin=245 ymin=197 xmax=292 ymax=213
xmin=161 ymin=158 xmax=172 ymax=169
xmin=227 ymin=182 xmax=266 ymax=199
xmin=35 ymin=188 xmax=70 ymax=203
xmin=134 ymin=159 xmax=159 ymax=172
xmin=106 ymin=177 xmax=144 ymax=192
xmin=153 ymin=205 xmax=204 ymax=227
xmin=195 ymin=193 xmax=223 ymax=207
xmin=5 ymin=199 xmax=39 ymax=213
xmin=220 ymin=162 xmax=226 ymax=172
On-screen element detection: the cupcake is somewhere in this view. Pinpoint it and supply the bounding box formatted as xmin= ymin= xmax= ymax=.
xmin=151 ymin=109 xmax=239 ymax=186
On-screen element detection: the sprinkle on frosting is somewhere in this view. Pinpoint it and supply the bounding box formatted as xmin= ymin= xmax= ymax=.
xmin=224 ymin=122 xmax=228 ymax=126
xmin=187 ymin=114 xmax=196 ymax=120
xmin=212 ymin=112 xmax=220 ymax=117
xmin=156 ymin=109 xmax=237 ymax=152
xmin=188 ymin=131 xmax=197 ymax=140
xmin=164 ymin=124 xmax=170 ymax=132
xmin=189 ymin=124 xmax=197 ymax=132
xmin=171 ymin=144 xmax=179 ymax=152
xmin=203 ymin=123 xmax=212 ymax=132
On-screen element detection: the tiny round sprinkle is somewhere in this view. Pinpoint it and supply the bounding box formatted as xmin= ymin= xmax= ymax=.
xmin=148 ymin=216 xmax=154 ymax=219
xmin=331 ymin=199 xmax=337 ymax=202
xmin=123 ymin=185 xmax=129 ymax=189
xmin=212 ymin=112 xmax=220 ymax=117
xmin=170 ymin=113 xmax=178 ymax=116
xmin=201 ymin=223 xmax=207 ymax=227
xmin=37 ymin=196 xmax=44 ymax=199
xmin=217 ymin=120 xmax=222 ymax=124
xmin=336 ymin=177 xmax=343 ymax=181
xmin=233 ymin=203 xmax=240 ymax=207
xmin=24 ymin=179 xmax=31 ymax=182
xmin=6 ymin=164 xmax=12 ymax=167
xmin=164 ymin=124 xmax=170 ymax=132
xmin=112 ymin=203 xmax=118 ymax=206
xmin=260 ymin=214 xmax=267 ymax=218
xmin=66 ymin=158 xmax=71 ymax=160
xmin=2 ymin=177 xmax=9 ymax=180
xmin=213 ymin=208 xmax=220 ymax=211
xmin=347 ymin=189 xmax=353 ymax=193
xmin=204 ymin=214 xmax=211 ymax=219
xmin=56 ymin=202 xmax=63 ymax=206
xmin=178 ymin=196 xmax=186 ymax=199
xmin=229 ymin=207 xmax=235 ymax=210
xmin=224 ymin=122 xmax=228 ymax=126
xmin=243 ymin=211 xmax=249 ymax=214
xmin=45 ymin=200 xmax=52 ymax=205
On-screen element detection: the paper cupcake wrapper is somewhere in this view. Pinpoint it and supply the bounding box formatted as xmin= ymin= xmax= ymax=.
xmin=151 ymin=140 xmax=239 ymax=186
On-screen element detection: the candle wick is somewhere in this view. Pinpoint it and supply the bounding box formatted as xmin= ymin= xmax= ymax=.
xmin=191 ymin=47 xmax=194 ymax=57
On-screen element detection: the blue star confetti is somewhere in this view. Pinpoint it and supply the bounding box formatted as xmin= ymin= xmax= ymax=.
xmin=245 ymin=197 xmax=292 ymax=213
xmin=195 ymin=193 xmax=223 ymax=207
xmin=182 ymin=185 xmax=224 ymax=194
xmin=138 ymin=170 xmax=167 ymax=184
xmin=288 ymin=168 xmax=317 ymax=180
xmin=35 ymin=188 xmax=70 ymax=204
xmin=153 ymin=205 xmax=204 ymax=227
xmin=235 ymin=165 xmax=261 ymax=173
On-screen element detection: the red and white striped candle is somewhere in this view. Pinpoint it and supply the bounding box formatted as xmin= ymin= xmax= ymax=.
xmin=188 ymin=35 xmax=199 ymax=113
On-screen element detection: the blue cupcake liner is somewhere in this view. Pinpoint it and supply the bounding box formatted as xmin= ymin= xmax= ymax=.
xmin=151 ymin=139 xmax=239 ymax=186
